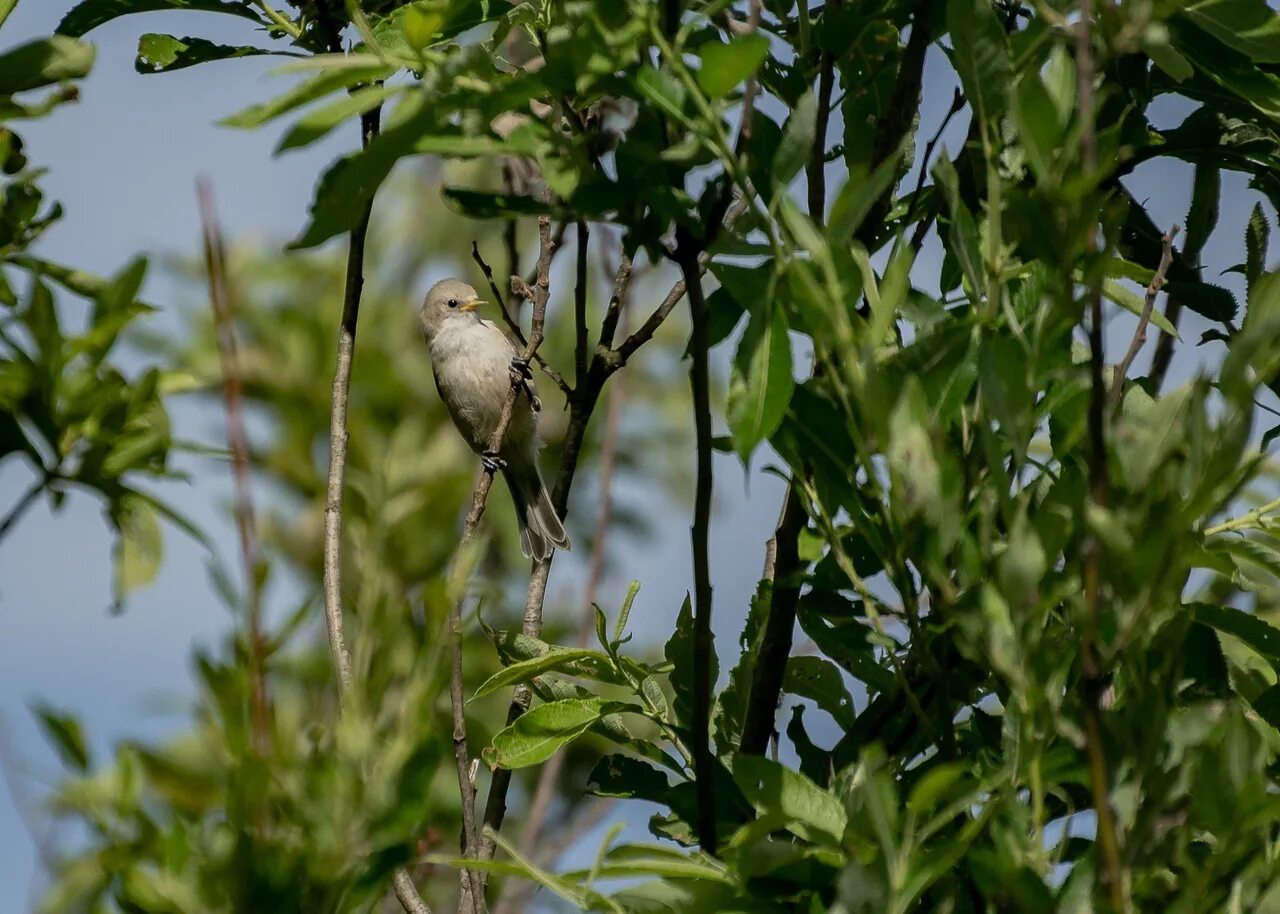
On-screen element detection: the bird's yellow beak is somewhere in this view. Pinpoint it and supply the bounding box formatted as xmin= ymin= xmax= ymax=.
xmin=459 ymin=297 xmax=485 ymax=312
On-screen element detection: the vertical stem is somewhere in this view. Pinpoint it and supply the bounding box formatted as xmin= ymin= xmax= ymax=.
xmin=198 ymin=180 xmax=269 ymax=758
xmin=574 ymin=220 xmax=589 ymax=387
xmin=322 ymin=105 xmax=382 ymax=697
xmin=676 ymin=235 xmax=717 ymax=854
xmin=1074 ymin=5 xmax=1126 ymax=909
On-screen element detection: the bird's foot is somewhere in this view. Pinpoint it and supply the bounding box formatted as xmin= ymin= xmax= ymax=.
xmin=481 ymin=450 xmax=507 ymax=473
xmin=509 ymin=356 xmax=533 ymax=380
xmin=509 ymin=357 xmax=541 ymax=412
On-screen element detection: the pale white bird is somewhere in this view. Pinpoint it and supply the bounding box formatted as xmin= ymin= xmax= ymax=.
xmin=419 ymin=278 xmax=570 ymax=561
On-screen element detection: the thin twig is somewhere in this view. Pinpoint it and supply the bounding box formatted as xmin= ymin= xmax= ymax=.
xmin=198 ymin=180 xmax=270 ymax=759
xmin=1110 ymin=225 xmax=1179 ymax=412
xmin=676 ymin=232 xmax=718 ymax=854
xmin=0 ymin=475 xmax=46 ymax=545
xmin=1075 ymin=3 xmax=1128 ymax=908
xmin=471 ymin=241 xmax=570 ymax=394
xmin=908 ymin=88 xmax=966 ymax=254
xmin=597 ymin=254 xmax=634 ymax=350
xmin=510 ymin=275 xmax=629 ymax=876
xmin=321 ymin=105 xmax=382 ymax=698
xmin=1204 ymin=495 xmax=1280 ymax=536
xmin=456 ymin=215 xmax=555 ymax=913
xmin=392 ymin=871 xmax=434 ymax=914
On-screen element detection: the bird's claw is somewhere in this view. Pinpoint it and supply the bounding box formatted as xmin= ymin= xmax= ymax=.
xmin=509 ymin=356 xmax=541 ymax=412
xmin=509 ymin=356 xmax=533 ymax=380
xmin=481 ymin=450 xmax=506 ymax=473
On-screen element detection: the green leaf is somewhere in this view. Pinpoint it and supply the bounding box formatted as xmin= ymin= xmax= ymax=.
xmin=275 ymin=83 xmax=404 ymax=153
xmin=1099 ymin=278 xmax=1179 ymax=339
xmin=373 ymin=0 xmax=509 ymax=56
xmin=1183 ymin=164 xmax=1221 ymax=259
xmin=726 ymin=304 xmax=793 ymax=464
xmin=783 ymin=656 xmax=855 ymax=728
xmin=564 ymin=844 xmax=732 ymax=884
xmin=135 ymin=34 xmax=278 ymax=74
xmin=635 ymin=66 xmax=686 ymax=121
xmin=489 ymin=698 xmax=613 ymax=769
xmin=1013 ymin=72 xmax=1062 ymax=185
xmin=1191 ymin=601 xmax=1280 ymax=671
xmin=1247 ymin=202 xmax=1270 ymax=290
xmin=613 ymin=580 xmax=641 ymax=643
xmin=887 ymin=378 xmax=944 ymax=523
xmin=1179 ymin=0 xmax=1280 ymax=64
xmin=0 ymin=36 xmax=94 ymax=94
xmin=826 ymin=147 xmax=903 ymax=241
xmin=221 ymin=65 xmax=393 ymax=129
xmin=58 ymin=0 xmax=262 ymax=37
xmin=588 ymin=754 xmax=672 ymax=802
xmin=932 ymin=155 xmax=983 ymax=293
xmin=696 ymin=34 xmax=770 ymax=99
xmin=773 ymin=89 xmax=816 ymax=188
xmin=111 ymin=495 xmax=163 ymax=608
xmin=472 ymin=647 xmax=617 ymax=700
xmin=31 ymin=703 xmax=90 ymax=771
xmin=731 ymin=754 xmax=848 ymax=846
xmin=947 ymin=0 xmax=1011 ymax=128
xmin=664 ymin=594 xmax=716 ymax=728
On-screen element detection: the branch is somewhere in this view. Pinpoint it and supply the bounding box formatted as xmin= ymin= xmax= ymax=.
xmin=321 ymin=105 xmax=381 ymax=699
xmin=316 ymin=104 xmax=436 ymax=914
xmin=197 ymin=180 xmax=270 ymax=759
xmin=908 ymin=88 xmax=966 ymax=254
xmin=596 ymin=253 xmax=634 ymax=351
xmin=1075 ymin=3 xmax=1127 ymax=908
xmin=806 ymin=0 xmax=839 ymax=221
xmin=739 ymin=490 xmax=808 ymax=755
xmin=1109 ymin=225 xmax=1178 ymax=412
xmin=675 ymin=232 xmax=717 ymax=854
xmin=471 ymin=241 xmax=569 ymax=395
xmin=859 ymin=0 xmax=934 ymax=242
xmin=0 ymin=475 xmax=47 ymax=545
xmin=452 ymin=214 xmax=556 ymax=913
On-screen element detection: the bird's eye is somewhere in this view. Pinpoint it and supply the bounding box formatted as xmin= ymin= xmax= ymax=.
xmin=447 ymin=298 xmax=458 ymax=309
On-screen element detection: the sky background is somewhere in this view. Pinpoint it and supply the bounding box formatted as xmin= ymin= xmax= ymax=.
xmin=0 ymin=3 xmax=1275 ymax=912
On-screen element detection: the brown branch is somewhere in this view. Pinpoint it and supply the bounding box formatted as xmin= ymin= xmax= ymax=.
xmin=1075 ymin=3 xmax=1127 ymax=909
xmin=0 ymin=475 xmax=47 ymax=545
xmin=597 ymin=253 xmax=634 ymax=350
xmin=508 ymin=275 xmax=630 ymax=880
xmin=908 ymin=88 xmax=966 ymax=254
xmin=471 ymin=241 xmax=570 ymax=394
xmin=198 ymin=180 xmax=270 ymax=759
xmin=314 ymin=104 xmax=434 ymax=914
xmin=675 ymin=231 xmax=717 ymax=854
xmin=321 ymin=104 xmax=381 ymax=698
xmin=453 ymin=214 xmax=556 ymax=913
xmin=807 ymin=0 xmax=839 ymax=221
xmin=740 ymin=490 xmax=808 ymax=755
xmin=859 ymin=0 xmax=934 ymax=243
xmin=1109 ymin=225 xmax=1179 ymax=412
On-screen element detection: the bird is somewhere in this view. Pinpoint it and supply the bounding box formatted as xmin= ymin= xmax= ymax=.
xmin=418 ymin=278 xmax=570 ymax=562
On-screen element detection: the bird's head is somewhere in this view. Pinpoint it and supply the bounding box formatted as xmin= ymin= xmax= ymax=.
xmin=419 ymin=278 xmax=485 ymax=341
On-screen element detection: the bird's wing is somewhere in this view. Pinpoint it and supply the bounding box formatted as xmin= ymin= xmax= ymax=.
xmin=480 ymin=318 xmax=521 ymax=354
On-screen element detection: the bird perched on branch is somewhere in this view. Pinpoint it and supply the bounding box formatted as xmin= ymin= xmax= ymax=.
xmin=419 ymin=278 xmax=570 ymax=561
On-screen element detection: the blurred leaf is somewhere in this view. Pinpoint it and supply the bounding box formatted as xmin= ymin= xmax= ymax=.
xmin=783 ymin=655 xmax=855 ymax=728
xmin=57 ymin=0 xmax=262 ymax=37
xmin=0 ymin=36 xmax=94 ymax=94
xmin=947 ymin=0 xmax=1011 ymax=128
xmin=1191 ymin=600 xmax=1280 ymax=670
xmin=110 ymin=494 xmax=163 ymax=607
xmin=773 ymin=89 xmax=815 ymax=188
xmin=696 ymin=34 xmax=769 ymax=99
xmin=726 ymin=303 xmax=793 ymax=464
xmin=32 ymin=703 xmax=90 ymax=771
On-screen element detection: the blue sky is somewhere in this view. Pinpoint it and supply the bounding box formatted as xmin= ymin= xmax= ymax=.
xmin=0 ymin=3 xmax=1275 ymax=911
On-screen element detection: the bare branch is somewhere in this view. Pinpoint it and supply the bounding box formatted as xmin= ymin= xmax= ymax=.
xmin=471 ymin=241 xmax=570 ymax=395
xmin=452 ymin=215 xmax=556 ymax=913
xmin=321 ymin=105 xmax=382 ymax=698
xmin=198 ymin=180 xmax=271 ymax=759
xmin=908 ymin=89 xmax=966 ymax=254
xmin=392 ymin=871 xmax=435 ymax=914
xmin=807 ymin=0 xmax=839 ymax=223
xmin=1110 ymin=225 xmax=1179 ymax=412
xmin=675 ymin=233 xmax=718 ymax=854
xmin=1075 ymin=3 xmax=1128 ymax=907
xmin=597 ymin=253 xmax=634 ymax=350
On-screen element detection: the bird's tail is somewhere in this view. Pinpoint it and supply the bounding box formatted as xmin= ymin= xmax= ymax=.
xmin=503 ymin=458 xmax=570 ymax=562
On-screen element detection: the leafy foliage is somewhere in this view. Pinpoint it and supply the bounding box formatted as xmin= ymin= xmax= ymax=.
xmin=17 ymin=0 xmax=1280 ymax=912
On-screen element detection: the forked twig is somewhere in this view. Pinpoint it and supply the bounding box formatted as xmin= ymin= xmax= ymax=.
xmin=1109 ymin=225 xmax=1179 ymax=412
